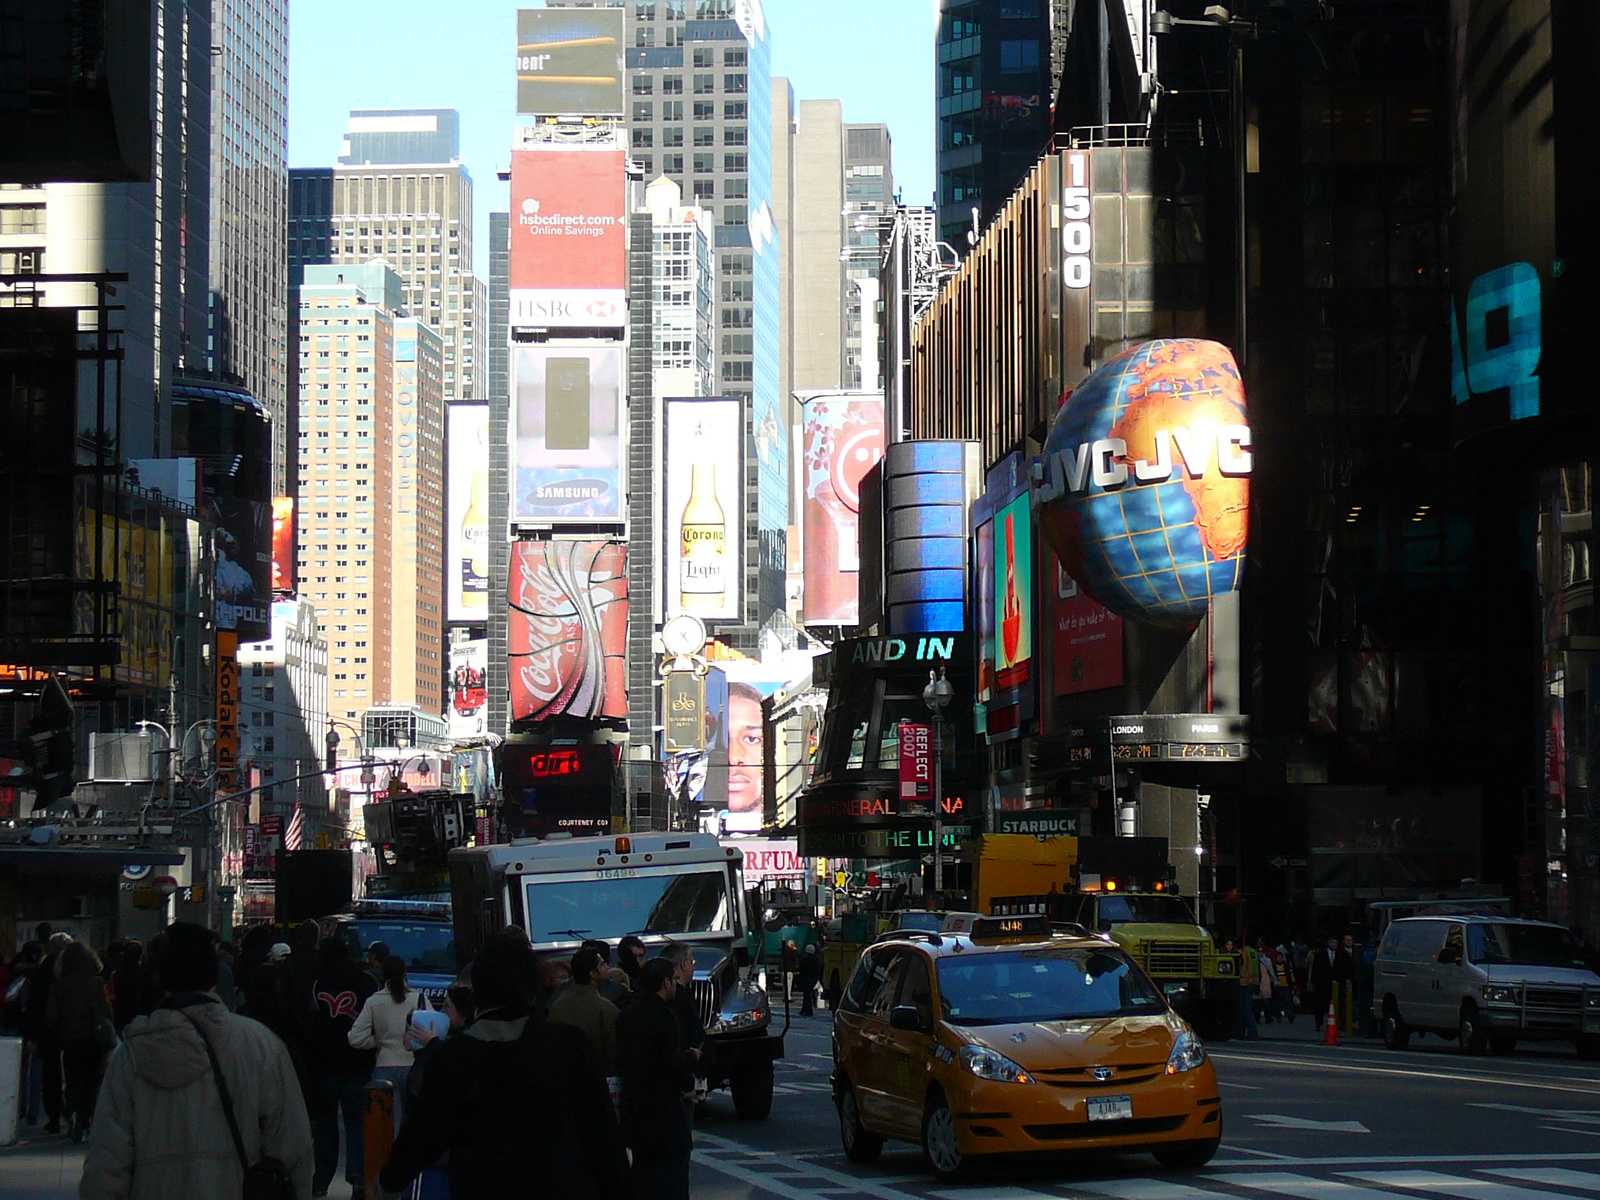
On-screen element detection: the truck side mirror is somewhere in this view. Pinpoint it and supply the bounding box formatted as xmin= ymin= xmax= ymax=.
xmin=889 ymin=1005 xmax=927 ymax=1033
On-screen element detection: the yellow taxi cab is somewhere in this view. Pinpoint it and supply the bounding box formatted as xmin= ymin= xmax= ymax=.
xmin=830 ymin=913 xmax=1221 ymax=1179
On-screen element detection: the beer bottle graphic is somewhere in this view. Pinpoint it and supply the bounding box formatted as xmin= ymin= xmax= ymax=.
xmin=461 ymin=453 xmax=489 ymax=611
xmin=679 ymin=426 xmax=727 ymax=614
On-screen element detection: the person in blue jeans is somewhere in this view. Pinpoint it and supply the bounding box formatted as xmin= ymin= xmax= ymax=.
xmin=308 ymin=936 xmax=377 ymax=1196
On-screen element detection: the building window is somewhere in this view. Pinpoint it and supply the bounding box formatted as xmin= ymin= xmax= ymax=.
xmin=663 ymin=126 xmax=684 ymax=147
xmin=723 ymin=204 xmax=747 ymax=225
xmin=0 ymin=206 xmax=44 ymax=234
xmin=633 ymin=101 xmax=654 ymax=122
xmin=721 ymin=306 xmax=752 ymax=328
xmin=636 ymin=0 xmax=657 ymax=17
xmin=662 ymin=100 xmax=683 ymax=121
xmin=637 ymin=155 xmax=654 ymax=173
xmin=724 ymin=73 xmax=746 ymax=93
xmin=725 ymin=101 xmax=746 ymax=120
xmin=724 ymin=126 xmax=746 ymax=146
xmin=720 ymin=253 xmax=753 ymax=276
xmin=693 ymin=74 xmax=715 ymax=95
xmin=632 ymin=76 xmax=654 ymax=95
xmin=721 ymin=360 xmax=753 ymax=382
xmin=724 ymin=46 xmax=746 ymax=66
xmin=693 ymin=101 xmax=715 ymax=120
xmin=693 ymin=126 xmax=715 ymax=147
xmin=632 ymin=128 xmax=654 ymax=148
xmin=693 ymin=48 xmax=714 ymax=68
xmin=663 ymin=153 xmax=684 ymax=174
xmin=693 ymin=152 xmax=715 ymax=174
xmin=662 ymin=74 xmax=683 ymax=95
xmin=635 ymin=26 xmax=655 ymax=46
xmin=724 ymin=176 xmax=748 ymax=198
xmin=1000 ymin=40 xmax=1041 ymax=71
xmin=724 ymin=153 xmax=747 ymax=172
xmin=722 ymin=333 xmax=753 ymax=355
xmin=693 ymin=180 xmax=716 ymax=199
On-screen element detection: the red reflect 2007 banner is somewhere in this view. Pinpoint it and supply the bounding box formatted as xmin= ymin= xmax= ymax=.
xmin=508 ymin=540 xmax=628 ymax=722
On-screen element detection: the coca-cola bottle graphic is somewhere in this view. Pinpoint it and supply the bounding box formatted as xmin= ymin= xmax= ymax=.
xmin=1002 ymin=509 xmax=1022 ymax=664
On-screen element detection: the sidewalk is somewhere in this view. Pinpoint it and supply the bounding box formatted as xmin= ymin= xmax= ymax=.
xmin=0 ymin=1124 xmax=86 ymax=1200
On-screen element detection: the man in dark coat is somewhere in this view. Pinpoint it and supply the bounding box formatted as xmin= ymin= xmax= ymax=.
xmin=375 ymin=932 xmax=630 ymax=1200
xmin=1305 ymin=936 xmax=1339 ymax=1032
xmin=22 ymin=932 xmax=69 ymax=1133
xmin=616 ymin=959 xmax=699 ymax=1200
xmin=308 ymin=935 xmax=377 ymax=1197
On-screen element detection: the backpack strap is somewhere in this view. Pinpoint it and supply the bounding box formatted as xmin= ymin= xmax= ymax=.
xmin=177 ymin=1008 xmax=251 ymax=1174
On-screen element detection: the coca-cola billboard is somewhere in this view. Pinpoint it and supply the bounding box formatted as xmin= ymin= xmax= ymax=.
xmin=800 ymin=392 xmax=884 ymax=625
xmin=508 ymin=539 xmax=628 ymax=722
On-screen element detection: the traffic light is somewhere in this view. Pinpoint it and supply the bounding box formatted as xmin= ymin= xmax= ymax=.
xmin=324 ymin=726 xmax=339 ymax=773
xmin=28 ymin=676 xmax=76 ymax=809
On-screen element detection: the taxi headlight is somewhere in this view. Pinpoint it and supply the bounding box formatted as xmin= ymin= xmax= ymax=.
xmin=1166 ymin=1030 xmax=1207 ymax=1075
xmin=958 ymin=1044 xmax=1034 ymax=1084
xmin=1214 ymin=959 xmax=1234 ymax=976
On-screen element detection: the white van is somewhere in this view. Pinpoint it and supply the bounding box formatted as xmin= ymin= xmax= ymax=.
xmin=1372 ymin=915 xmax=1600 ymax=1057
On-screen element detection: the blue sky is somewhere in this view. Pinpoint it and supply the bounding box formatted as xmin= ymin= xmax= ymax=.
xmin=288 ymin=0 xmax=936 ymax=280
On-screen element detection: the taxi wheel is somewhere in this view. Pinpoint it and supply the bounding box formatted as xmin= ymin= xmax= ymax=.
xmin=921 ymin=1090 xmax=967 ymax=1181
xmin=837 ymin=1082 xmax=883 ymax=1163
xmin=1155 ymin=1138 xmax=1221 ymax=1170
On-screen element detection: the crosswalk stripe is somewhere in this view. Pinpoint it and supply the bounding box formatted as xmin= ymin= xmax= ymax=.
xmin=1073 ymin=1180 xmax=1228 ymax=1199
xmin=1343 ymin=1169 xmax=1587 ymax=1200
xmin=930 ymin=1188 xmax=1062 ymax=1200
xmin=1480 ymin=1169 xmax=1600 ymax=1192
xmin=1215 ymin=1171 xmax=1399 ymax=1200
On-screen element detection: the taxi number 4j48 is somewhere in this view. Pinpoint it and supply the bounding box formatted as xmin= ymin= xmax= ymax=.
xmin=596 ymin=868 xmax=638 ymax=880
xmin=1087 ymin=1095 xmax=1133 ymax=1122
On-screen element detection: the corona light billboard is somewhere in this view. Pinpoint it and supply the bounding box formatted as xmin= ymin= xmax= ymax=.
xmin=1034 ymin=339 xmax=1251 ymax=627
xmin=447 ymin=405 xmax=490 ymax=620
xmin=665 ymin=397 xmax=743 ymax=623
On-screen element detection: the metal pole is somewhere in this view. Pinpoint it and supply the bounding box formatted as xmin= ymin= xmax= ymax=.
xmin=932 ymin=713 xmax=944 ymax=897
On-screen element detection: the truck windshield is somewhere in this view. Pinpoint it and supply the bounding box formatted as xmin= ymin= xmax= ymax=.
xmin=341 ymin=920 xmax=456 ymax=976
xmin=1468 ymin=923 xmax=1591 ymax=969
xmin=936 ymin=947 xmax=1166 ymax=1025
xmin=523 ymin=868 xmax=731 ymax=941
xmin=1095 ymin=895 xmax=1195 ymax=928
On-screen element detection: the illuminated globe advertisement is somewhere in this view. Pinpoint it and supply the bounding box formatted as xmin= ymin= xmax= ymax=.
xmin=1035 ymin=339 xmax=1251 ymax=628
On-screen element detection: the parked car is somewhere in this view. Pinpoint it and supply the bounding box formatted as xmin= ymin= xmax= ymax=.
xmin=1372 ymin=915 xmax=1600 ymax=1057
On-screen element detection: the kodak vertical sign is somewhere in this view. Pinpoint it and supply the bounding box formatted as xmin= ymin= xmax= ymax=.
xmin=215 ymin=631 xmax=239 ymax=793
xmin=510 ymin=147 xmax=626 ymax=329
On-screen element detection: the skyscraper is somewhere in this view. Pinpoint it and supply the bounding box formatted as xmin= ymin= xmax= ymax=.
xmin=295 ymin=264 xmax=446 ymax=720
xmin=290 ymin=110 xmax=484 ymax=406
xmin=843 ymin=123 xmax=893 ymax=391
xmin=486 ymin=210 xmax=512 ymax=737
xmin=207 ymin=0 xmax=290 ymax=495
xmin=936 ymin=0 xmax=1055 ymax=250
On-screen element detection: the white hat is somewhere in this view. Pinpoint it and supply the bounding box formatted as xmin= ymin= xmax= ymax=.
xmin=268 ymin=942 xmax=292 ymax=963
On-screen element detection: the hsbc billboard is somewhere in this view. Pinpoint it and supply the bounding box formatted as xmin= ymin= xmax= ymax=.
xmin=510 ymin=147 xmax=626 ymax=330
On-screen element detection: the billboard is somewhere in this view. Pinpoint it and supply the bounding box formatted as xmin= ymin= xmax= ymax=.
xmin=994 ymin=492 xmax=1033 ymax=691
xmin=500 ymin=742 xmax=616 ymax=840
xmin=1035 ymin=339 xmax=1250 ymax=627
xmin=1053 ymin=559 xmax=1123 ymax=695
xmin=510 ymin=345 xmax=624 ymax=525
xmin=447 ymin=406 xmax=490 ymax=620
xmin=74 ymin=510 xmax=175 ymax=687
xmin=216 ymin=632 xmax=239 ymax=793
xmin=448 ymin=639 xmax=489 ymax=739
xmin=509 ymin=147 xmax=626 ymax=327
xmin=271 ymin=497 xmax=294 ymax=595
xmin=212 ymin=495 xmax=271 ymax=641
xmin=665 ymin=397 xmax=743 ymax=622
xmin=508 ymin=539 xmax=628 ymax=722
xmin=701 ymin=673 xmax=763 ymax=834
xmin=800 ymin=393 xmax=884 ymax=625
xmin=515 ymin=8 xmax=625 ymax=119
xmin=897 ymin=722 xmax=932 ymax=815
xmin=664 ymin=672 xmax=705 ymax=753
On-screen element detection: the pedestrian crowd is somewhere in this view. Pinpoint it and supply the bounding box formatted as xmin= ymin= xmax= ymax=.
xmin=1212 ymin=930 xmax=1364 ymax=1039
xmin=2 ymin=921 xmax=724 ymax=1200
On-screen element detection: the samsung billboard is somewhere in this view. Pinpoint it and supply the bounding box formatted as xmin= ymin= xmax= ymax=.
xmin=511 ymin=345 xmax=624 ymax=526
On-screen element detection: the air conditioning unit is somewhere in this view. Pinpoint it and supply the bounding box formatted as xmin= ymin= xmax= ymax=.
xmin=88 ymin=731 xmax=162 ymax=783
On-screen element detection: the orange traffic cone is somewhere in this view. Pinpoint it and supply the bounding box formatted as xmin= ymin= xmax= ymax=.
xmin=1324 ymin=998 xmax=1339 ymax=1046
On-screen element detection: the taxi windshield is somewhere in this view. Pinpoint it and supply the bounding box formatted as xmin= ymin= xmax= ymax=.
xmin=936 ymin=946 xmax=1165 ymax=1025
xmin=1094 ymin=895 xmax=1195 ymax=927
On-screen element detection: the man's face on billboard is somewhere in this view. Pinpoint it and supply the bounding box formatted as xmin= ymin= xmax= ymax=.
xmin=727 ymin=694 xmax=763 ymax=813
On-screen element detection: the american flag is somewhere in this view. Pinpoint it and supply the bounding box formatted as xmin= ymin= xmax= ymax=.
xmin=284 ymin=805 xmax=306 ymax=852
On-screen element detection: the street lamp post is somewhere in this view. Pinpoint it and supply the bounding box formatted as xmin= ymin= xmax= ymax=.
xmin=922 ymin=668 xmax=954 ymax=899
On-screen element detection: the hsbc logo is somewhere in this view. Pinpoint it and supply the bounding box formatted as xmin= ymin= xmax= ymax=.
xmin=522 ymin=198 xmax=540 ymax=215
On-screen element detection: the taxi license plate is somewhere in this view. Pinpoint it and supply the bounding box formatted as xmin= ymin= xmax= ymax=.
xmin=1087 ymin=1095 xmax=1133 ymax=1122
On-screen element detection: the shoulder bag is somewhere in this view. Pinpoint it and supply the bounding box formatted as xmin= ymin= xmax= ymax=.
xmin=178 ymin=1008 xmax=297 ymax=1200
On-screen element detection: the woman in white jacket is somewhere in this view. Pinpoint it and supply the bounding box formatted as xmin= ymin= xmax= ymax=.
xmin=348 ymin=954 xmax=428 ymax=1127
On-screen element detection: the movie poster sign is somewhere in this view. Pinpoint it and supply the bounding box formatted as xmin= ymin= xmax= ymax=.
xmin=449 ymin=639 xmax=489 ymax=739
xmin=515 ymin=8 xmax=624 ymax=119
xmin=994 ymin=492 xmax=1033 ymax=691
xmin=801 ymin=393 xmax=884 ymax=625
xmin=511 ymin=345 xmax=624 ymax=525
xmin=897 ymin=722 xmax=932 ymax=814
xmin=508 ymin=540 xmax=628 ymax=722
xmin=271 ymin=497 xmax=294 ymax=594
xmin=212 ymin=495 xmax=271 ymax=641
xmin=510 ymin=147 xmax=626 ymax=328
xmin=665 ymin=398 xmax=743 ymax=622
xmin=447 ymin=406 xmax=490 ymax=620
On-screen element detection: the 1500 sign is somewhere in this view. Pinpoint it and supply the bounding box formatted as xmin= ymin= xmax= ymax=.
xmin=1063 ymin=152 xmax=1091 ymax=290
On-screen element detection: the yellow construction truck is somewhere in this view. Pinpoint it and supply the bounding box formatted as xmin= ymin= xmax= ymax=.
xmin=969 ymin=833 xmax=1238 ymax=1038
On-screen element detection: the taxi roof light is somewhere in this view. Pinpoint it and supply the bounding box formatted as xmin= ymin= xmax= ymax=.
xmin=1105 ymin=879 xmax=1118 ymax=892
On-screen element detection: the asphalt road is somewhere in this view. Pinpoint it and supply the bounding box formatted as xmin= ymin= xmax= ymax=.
xmin=687 ymin=1013 xmax=1600 ymax=1200
xmin=7 ymin=1017 xmax=1600 ymax=1198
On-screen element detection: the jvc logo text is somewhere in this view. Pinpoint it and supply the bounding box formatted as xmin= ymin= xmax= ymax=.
xmin=1035 ymin=425 xmax=1252 ymax=501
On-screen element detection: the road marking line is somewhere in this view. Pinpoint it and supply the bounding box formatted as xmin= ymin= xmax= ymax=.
xmin=931 ymin=1187 xmax=1063 ymax=1200
xmin=1217 ymin=1081 xmax=1262 ymax=1090
xmin=1248 ymin=1114 xmax=1370 ymax=1133
xmin=1223 ymin=1146 xmax=1299 ymax=1161
xmin=1206 ymin=1154 xmax=1600 ymax=1170
xmin=1545 ymin=1127 xmax=1600 ymax=1139
xmin=1343 ymin=1168 xmax=1588 ymax=1200
xmin=1208 ymin=1052 xmax=1600 ymax=1099
xmin=1469 ymin=1104 xmax=1600 ymax=1124
xmin=1215 ymin=1170 xmax=1397 ymax=1199
xmin=1481 ymin=1169 xmax=1600 ymax=1192
xmin=1074 ymin=1180 xmax=1228 ymax=1199
xmin=697 ymin=1132 xmax=926 ymax=1200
